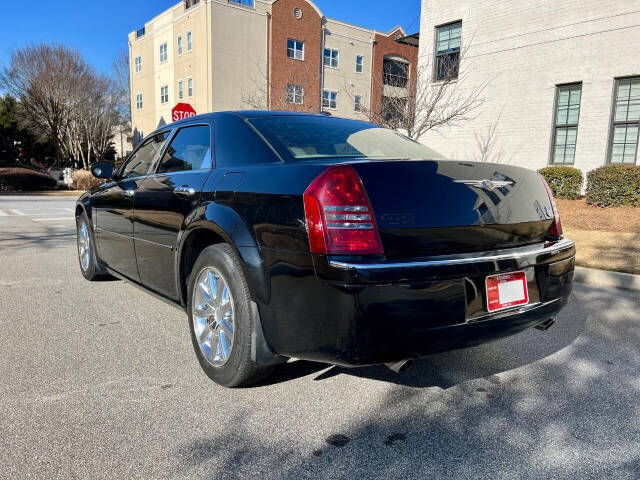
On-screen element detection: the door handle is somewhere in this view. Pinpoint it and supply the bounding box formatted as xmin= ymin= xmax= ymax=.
xmin=174 ymin=187 xmax=197 ymax=196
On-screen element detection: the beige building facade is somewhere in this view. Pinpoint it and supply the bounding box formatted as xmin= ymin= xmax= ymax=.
xmin=129 ymin=0 xmax=418 ymax=142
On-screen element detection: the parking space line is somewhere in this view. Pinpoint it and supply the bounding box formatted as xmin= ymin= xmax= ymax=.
xmin=33 ymin=218 xmax=75 ymax=222
xmin=10 ymin=209 xmax=24 ymax=215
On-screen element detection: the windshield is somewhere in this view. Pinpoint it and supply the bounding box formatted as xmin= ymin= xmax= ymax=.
xmin=248 ymin=115 xmax=444 ymax=162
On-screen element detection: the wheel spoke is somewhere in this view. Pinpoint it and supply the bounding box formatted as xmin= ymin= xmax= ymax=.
xmin=219 ymin=330 xmax=230 ymax=360
xmin=220 ymin=318 xmax=234 ymax=336
xmin=198 ymin=324 xmax=212 ymax=344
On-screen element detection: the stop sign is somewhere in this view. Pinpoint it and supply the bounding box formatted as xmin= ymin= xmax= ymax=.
xmin=172 ymin=103 xmax=196 ymax=122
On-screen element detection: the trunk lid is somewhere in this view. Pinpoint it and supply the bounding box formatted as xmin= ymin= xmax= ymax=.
xmin=351 ymin=160 xmax=555 ymax=258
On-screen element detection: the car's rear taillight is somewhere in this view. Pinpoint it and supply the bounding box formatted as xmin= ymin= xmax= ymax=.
xmin=540 ymin=175 xmax=563 ymax=238
xmin=304 ymin=165 xmax=383 ymax=255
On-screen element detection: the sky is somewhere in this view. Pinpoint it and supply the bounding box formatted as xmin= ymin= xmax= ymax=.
xmin=0 ymin=0 xmax=421 ymax=75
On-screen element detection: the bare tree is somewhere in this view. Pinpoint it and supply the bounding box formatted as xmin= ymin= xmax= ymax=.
xmin=242 ymin=61 xmax=320 ymax=113
xmin=344 ymin=43 xmax=489 ymax=140
xmin=1 ymin=44 xmax=91 ymax=161
xmin=1 ymin=43 xmax=119 ymax=168
xmin=112 ymin=48 xmax=131 ymax=124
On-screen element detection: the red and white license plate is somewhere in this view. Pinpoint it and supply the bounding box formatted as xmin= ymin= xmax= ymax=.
xmin=485 ymin=271 xmax=529 ymax=313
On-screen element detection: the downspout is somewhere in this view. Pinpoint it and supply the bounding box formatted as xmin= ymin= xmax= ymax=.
xmin=369 ymin=36 xmax=374 ymax=113
xmin=266 ymin=12 xmax=271 ymax=109
xmin=320 ymin=18 xmax=326 ymax=113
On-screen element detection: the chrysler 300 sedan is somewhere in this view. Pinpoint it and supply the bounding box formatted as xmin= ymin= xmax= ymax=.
xmin=76 ymin=111 xmax=575 ymax=387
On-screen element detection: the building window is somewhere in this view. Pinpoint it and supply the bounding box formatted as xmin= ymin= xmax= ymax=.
xmin=178 ymin=80 xmax=184 ymax=100
xmin=354 ymin=95 xmax=362 ymax=112
xmin=160 ymin=85 xmax=169 ymax=104
xmin=324 ymin=48 xmax=339 ymax=68
xmin=187 ymin=31 xmax=192 ymax=52
xmin=160 ymin=43 xmax=168 ymax=63
xmin=136 ymin=27 xmax=146 ymax=39
xmin=287 ymin=39 xmax=304 ymax=60
xmin=610 ymin=77 xmax=640 ymax=164
xmin=383 ymin=58 xmax=409 ymax=87
xmin=184 ymin=0 xmax=200 ymax=9
xmin=136 ymin=93 xmax=143 ymax=110
xmin=286 ymin=84 xmax=304 ymax=104
xmin=552 ymin=83 xmax=582 ymax=164
xmin=355 ymin=55 xmax=364 ymax=73
xmin=322 ymin=90 xmax=338 ymax=109
xmin=229 ymin=0 xmax=254 ymax=6
xmin=134 ymin=56 xmax=142 ymax=73
xmin=188 ymin=77 xmax=193 ymax=97
xmin=177 ymin=36 xmax=183 ymax=56
xmin=435 ymin=21 xmax=461 ymax=81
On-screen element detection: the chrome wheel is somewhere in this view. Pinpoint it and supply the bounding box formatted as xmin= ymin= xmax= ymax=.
xmin=192 ymin=267 xmax=235 ymax=367
xmin=78 ymin=221 xmax=90 ymax=271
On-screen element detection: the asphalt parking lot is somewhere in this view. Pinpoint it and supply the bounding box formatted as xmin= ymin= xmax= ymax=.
xmin=0 ymin=195 xmax=639 ymax=480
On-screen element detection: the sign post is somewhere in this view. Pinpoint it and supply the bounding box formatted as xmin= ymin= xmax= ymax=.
xmin=172 ymin=103 xmax=197 ymax=122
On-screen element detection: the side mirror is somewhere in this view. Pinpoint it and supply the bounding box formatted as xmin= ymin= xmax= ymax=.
xmin=90 ymin=162 xmax=115 ymax=180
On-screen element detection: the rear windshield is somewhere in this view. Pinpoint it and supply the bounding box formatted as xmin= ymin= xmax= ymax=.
xmin=248 ymin=115 xmax=444 ymax=162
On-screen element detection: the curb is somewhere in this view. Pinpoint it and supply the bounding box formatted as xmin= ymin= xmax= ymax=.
xmin=0 ymin=191 xmax=84 ymax=197
xmin=574 ymin=266 xmax=640 ymax=292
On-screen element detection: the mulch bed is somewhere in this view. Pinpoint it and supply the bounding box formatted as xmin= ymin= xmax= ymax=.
xmin=556 ymin=199 xmax=640 ymax=233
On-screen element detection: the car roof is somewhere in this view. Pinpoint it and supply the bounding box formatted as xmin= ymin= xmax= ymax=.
xmin=143 ymin=110 xmax=338 ymax=138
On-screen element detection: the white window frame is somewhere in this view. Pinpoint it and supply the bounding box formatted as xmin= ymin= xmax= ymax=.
xmin=287 ymin=39 xmax=304 ymax=61
xmin=324 ymin=48 xmax=339 ymax=69
xmin=136 ymin=93 xmax=143 ymax=110
xmin=159 ymin=43 xmax=168 ymax=63
xmin=355 ymin=55 xmax=364 ymax=74
xmin=160 ymin=85 xmax=169 ymax=104
xmin=187 ymin=31 xmax=193 ymax=52
xmin=177 ymin=36 xmax=183 ymax=56
xmin=322 ymin=90 xmax=338 ymax=110
xmin=354 ymin=94 xmax=362 ymax=112
xmin=187 ymin=77 xmax=193 ymax=98
xmin=178 ymin=80 xmax=184 ymax=100
xmin=134 ymin=56 xmax=142 ymax=73
xmin=286 ymin=84 xmax=304 ymax=104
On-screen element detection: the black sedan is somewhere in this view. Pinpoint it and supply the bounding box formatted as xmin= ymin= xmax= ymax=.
xmin=76 ymin=111 xmax=575 ymax=387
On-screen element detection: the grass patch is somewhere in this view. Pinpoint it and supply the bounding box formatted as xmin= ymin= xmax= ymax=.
xmin=557 ymin=199 xmax=640 ymax=274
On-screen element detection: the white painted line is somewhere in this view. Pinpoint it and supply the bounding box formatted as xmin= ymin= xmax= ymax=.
xmin=32 ymin=218 xmax=75 ymax=222
xmin=0 ymin=211 xmax=8 ymax=216
xmin=10 ymin=209 xmax=24 ymax=215
xmin=64 ymin=208 xmax=75 ymax=212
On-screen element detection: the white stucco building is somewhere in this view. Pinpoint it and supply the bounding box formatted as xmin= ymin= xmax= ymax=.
xmin=418 ymin=0 xmax=640 ymax=174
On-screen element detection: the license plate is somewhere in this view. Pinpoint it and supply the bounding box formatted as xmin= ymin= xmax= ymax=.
xmin=485 ymin=271 xmax=529 ymax=313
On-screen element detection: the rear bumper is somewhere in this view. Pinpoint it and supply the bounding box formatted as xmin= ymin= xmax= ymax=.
xmin=259 ymin=239 xmax=576 ymax=366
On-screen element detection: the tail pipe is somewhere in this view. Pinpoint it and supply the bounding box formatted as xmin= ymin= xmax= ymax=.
xmin=534 ymin=318 xmax=556 ymax=331
xmin=385 ymin=359 xmax=415 ymax=374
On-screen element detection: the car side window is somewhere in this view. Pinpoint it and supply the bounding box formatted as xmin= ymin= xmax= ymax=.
xmin=156 ymin=125 xmax=212 ymax=174
xmin=120 ymin=132 xmax=170 ymax=179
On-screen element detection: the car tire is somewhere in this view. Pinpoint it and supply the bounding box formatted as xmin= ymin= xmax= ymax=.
xmin=76 ymin=213 xmax=105 ymax=281
xmin=187 ymin=244 xmax=274 ymax=387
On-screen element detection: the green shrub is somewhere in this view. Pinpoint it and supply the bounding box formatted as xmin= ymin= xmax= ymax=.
xmin=0 ymin=167 xmax=57 ymax=191
xmin=538 ymin=166 xmax=583 ymax=199
xmin=586 ymin=165 xmax=640 ymax=207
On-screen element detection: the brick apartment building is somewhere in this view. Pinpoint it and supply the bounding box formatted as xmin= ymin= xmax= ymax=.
xmin=129 ymin=0 xmax=418 ymax=141
xmin=418 ymin=0 xmax=640 ymax=175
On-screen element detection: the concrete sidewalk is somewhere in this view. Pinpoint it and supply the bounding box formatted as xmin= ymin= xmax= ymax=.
xmin=575 ymin=266 xmax=640 ymax=292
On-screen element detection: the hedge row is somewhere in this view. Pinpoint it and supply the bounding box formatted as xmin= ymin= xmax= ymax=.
xmin=0 ymin=167 xmax=57 ymax=191
xmin=538 ymin=166 xmax=583 ymax=200
xmin=539 ymin=165 xmax=640 ymax=207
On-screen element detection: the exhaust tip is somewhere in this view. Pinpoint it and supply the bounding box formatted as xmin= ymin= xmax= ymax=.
xmin=385 ymin=359 xmax=415 ymax=374
xmin=534 ymin=318 xmax=555 ymax=331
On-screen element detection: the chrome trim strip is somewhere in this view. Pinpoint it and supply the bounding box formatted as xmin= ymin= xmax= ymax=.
xmin=134 ymin=236 xmax=174 ymax=250
xmin=328 ymin=238 xmax=575 ymax=271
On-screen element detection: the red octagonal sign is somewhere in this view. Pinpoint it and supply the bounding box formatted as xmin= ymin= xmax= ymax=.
xmin=172 ymin=103 xmax=196 ymax=122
